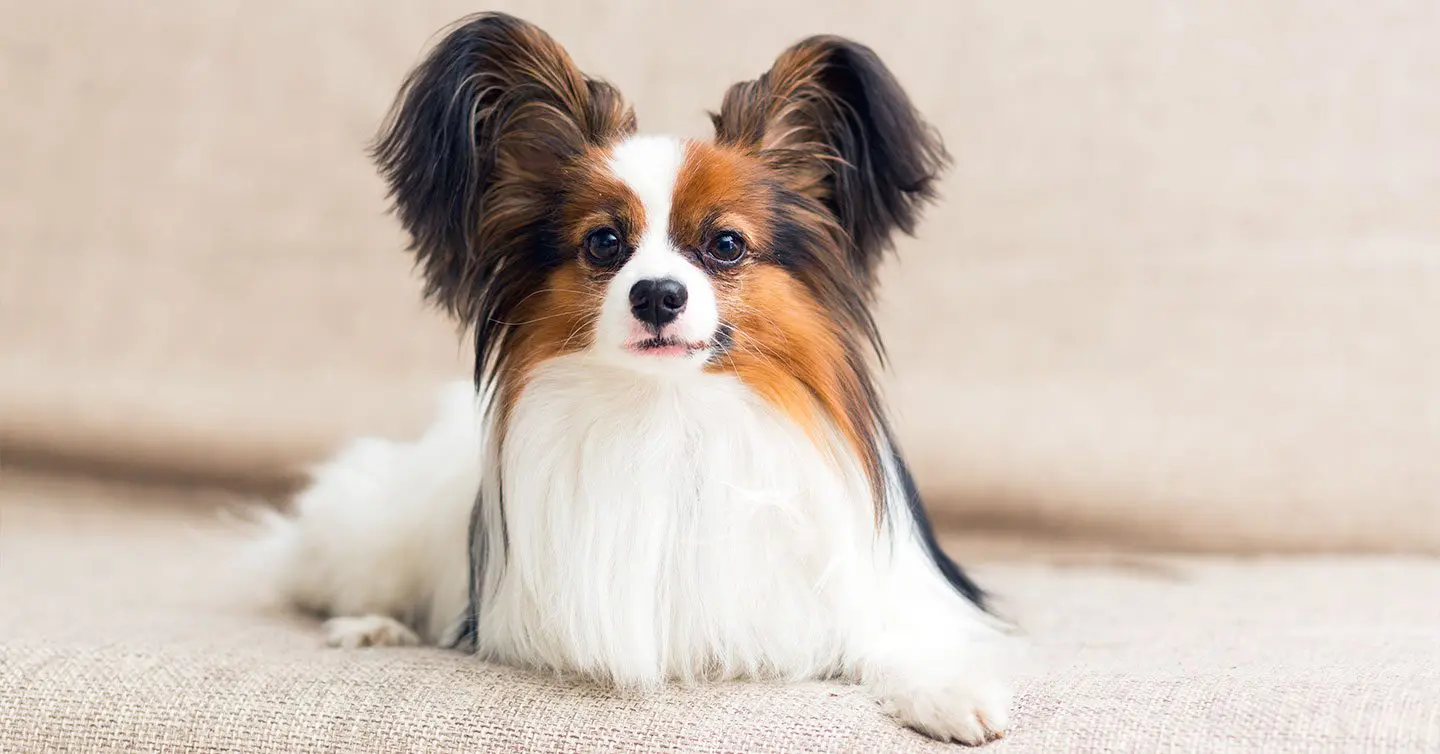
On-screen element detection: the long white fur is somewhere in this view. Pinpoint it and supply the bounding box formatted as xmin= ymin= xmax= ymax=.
xmin=256 ymin=135 xmax=1016 ymax=744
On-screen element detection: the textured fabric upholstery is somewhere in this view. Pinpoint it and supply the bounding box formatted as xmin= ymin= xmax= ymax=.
xmin=5 ymin=474 xmax=1438 ymax=752
xmin=4 ymin=1 xmax=1439 ymax=751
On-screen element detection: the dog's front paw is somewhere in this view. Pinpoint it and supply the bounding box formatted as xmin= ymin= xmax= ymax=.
xmin=323 ymin=615 xmax=420 ymax=648
xmin=878 ymin=675 xmax=1012 ymax=745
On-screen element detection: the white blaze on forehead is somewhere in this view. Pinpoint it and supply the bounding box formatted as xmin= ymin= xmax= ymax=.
xmin=607 ymin=135 xmax=684 ymax=253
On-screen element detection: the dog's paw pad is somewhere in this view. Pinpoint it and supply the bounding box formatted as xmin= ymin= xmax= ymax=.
xmin=323 ymin=615 xmax=420 ymax=649
xmin=880 ymin=679 xmax=1012 ymax=745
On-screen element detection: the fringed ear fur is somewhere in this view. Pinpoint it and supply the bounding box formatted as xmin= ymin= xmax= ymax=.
xmin=712 ymin=37 xmax=949 ymax=287
xmin=372 ymin=12 xmax=635 ymax=330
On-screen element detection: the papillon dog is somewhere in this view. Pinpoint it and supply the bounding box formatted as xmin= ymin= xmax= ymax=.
xmin=259 ymin=12 xmax=1016 ymax=744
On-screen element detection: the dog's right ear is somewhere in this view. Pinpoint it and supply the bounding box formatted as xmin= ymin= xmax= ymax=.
xmin=373 ymin=13 xmax=635 ymax=322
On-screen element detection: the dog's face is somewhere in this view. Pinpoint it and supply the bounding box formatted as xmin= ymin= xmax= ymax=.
xmin=373 ymin=13 xmax=946 ymax=505
xmin=546 ymin=136 xmax=841 ymax=377
xmin=547 ymin=136 xmax=745 ymax=372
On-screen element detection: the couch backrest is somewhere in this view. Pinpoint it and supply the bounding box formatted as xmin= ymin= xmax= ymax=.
xmin=3 ymin=1 xmax=1437 ymax=551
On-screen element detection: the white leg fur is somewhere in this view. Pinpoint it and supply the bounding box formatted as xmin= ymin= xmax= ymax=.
xmin=255 ymin=371 xmax=1016 ymax=743
xmin=852 ymin=509 xmax=1016 ymax=743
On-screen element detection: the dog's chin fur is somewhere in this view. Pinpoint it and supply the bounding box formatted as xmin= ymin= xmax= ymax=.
xmin=254 ymin=12 xmax=1020 ymax=745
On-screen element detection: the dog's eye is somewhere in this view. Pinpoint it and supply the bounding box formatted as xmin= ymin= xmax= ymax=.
xmin=706 ymin=231 xmax=746 ymax=265
xmin=584 ymin=228 xmax=623 ymax=265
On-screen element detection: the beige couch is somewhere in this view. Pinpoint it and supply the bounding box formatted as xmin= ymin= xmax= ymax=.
xmin=4 ymin=1 xmax=1438 ymax=751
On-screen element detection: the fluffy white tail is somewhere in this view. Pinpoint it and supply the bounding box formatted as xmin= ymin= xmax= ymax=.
xmin=249 ymin=381 xmax=482 ymax=643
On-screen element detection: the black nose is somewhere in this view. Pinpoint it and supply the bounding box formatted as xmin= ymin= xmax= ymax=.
xmin=628 ymin=278 xmax=687 ymax=328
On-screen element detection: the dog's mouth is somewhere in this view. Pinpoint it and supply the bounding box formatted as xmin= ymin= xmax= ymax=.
xmin=624 ymin=325 xmax=733 ymax=359
xmin=626 ymin=336 xmax=710 ymax=358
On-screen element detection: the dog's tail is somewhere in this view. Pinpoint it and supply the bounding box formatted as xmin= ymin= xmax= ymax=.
xmin=246 ymin=380 xmax=483 ymax=642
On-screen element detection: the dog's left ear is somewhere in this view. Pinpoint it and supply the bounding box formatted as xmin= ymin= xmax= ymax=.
xmin=713 ymin=37 xmax=948 ymax=284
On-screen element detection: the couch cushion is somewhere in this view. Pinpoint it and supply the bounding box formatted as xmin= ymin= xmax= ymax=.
xmin=3 ymin=473 xmax=1438 ymax=752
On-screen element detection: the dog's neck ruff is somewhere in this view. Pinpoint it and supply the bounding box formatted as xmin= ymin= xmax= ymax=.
xmin=466 ymin=352 xmax=883 ymax=685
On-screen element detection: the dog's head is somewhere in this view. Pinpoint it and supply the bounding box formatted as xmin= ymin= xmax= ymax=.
xmin=374 ymin=13 xmax=947 ymax=501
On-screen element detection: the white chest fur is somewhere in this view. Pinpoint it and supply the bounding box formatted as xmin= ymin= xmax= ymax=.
xmin=269 ymin=367 xmax=1014 ymax=744
xmin=472 ymin=354 xmax=879 ymax=687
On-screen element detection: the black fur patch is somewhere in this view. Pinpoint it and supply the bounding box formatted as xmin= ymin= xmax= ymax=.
xmin=891 ymin=443 xmax=987 ymax=608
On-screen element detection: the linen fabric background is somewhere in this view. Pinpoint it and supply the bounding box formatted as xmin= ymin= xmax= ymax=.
xmin=5 ymin=3 xmax=1440 ymax=752
xmin=4 ymin=1 xmax=1439 ymax=548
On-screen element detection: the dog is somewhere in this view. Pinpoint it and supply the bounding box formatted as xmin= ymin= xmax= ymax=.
xmin=256 ymin=12 xmax=1016 ymax=744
